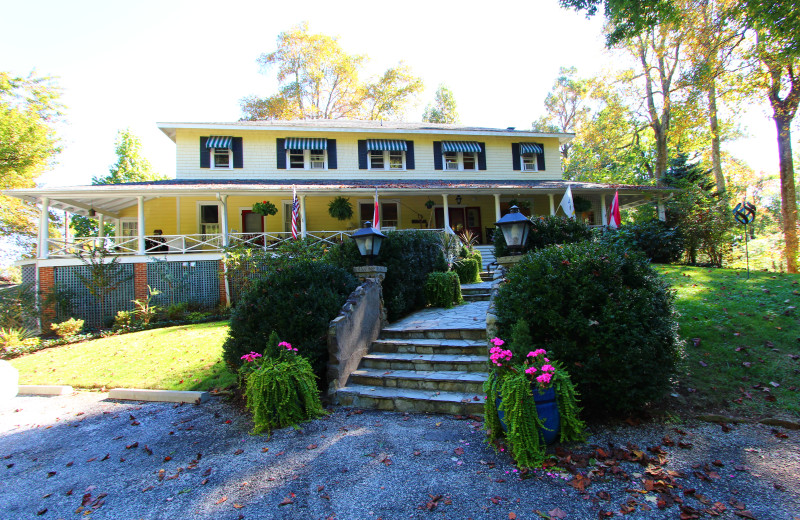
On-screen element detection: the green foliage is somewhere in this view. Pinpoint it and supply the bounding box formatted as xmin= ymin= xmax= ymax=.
xmin=223 ymin=261 xmax=358 ymax=382
xmin=424 ymin=271 xmax=463 ymax=308
xmin=251 ymin=200 xmax=278 ymax=217
xmin=327 ymin=196 xmax=354 ymax=221
xmin=422 ymin=84 xmax=459 ymax=124
xmin=163 ymin=302 xmax=189 ymax=321
xmin=327 ymin=230 xmax=448 ymax=321
xmin=242 ymin=343 xmax=325 ymax=435
xmin=495 ymin=241 xmax=682 ymax=416
xmin=92 ymin=128 xmax=165 ymax=185
xmin=493 ymin=216 xmax=591 ymax=257
xmin=596 ymin=220 xmax=685 ymax=263
xmin=0 ymin=326 xmax=39 ymax=354
xmin=0 ymin=283 xmax=37 ymax=330
xmin=50 ymin=318 xmax=84 ymax=338
xmin=114 ymin=310 xmax=136 ymax=331
xmin=453 ymin=257 xmax=481 ymax=284
xmin=132 ymin=286 xmax=161 ymax=326
xmin=69 ymin=215 xmax=115 ymax=239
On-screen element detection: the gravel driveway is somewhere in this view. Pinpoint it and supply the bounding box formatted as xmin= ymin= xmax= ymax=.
xmin=1 ymin=392 xmax=798 ymax=519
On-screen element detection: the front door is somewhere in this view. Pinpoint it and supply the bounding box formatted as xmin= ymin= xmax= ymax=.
xmin=435 ymin=207 xmax=482 ymax=242
xmin=242 ymin=210 xmax=264 ymax=246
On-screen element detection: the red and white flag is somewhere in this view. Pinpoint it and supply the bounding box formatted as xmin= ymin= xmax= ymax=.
xmin=608 ymin=191 xmax=621 ymax=228
xmin=372 ymin=188 xmax=380 ymax=229
xmin=291 ymin=187 xmax=300 ymax=239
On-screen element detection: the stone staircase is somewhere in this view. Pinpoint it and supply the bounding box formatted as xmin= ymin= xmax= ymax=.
xmin=461 ymin=282 xmax=492 ymax=302
xmin=336 ymin=302 xmax=490 ymax=415
xmin=475 ymin=244 xmax=496 ymax=282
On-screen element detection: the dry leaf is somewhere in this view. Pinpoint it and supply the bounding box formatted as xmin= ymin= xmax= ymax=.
xmin=215 ymin=496 xmax=227 ymax=505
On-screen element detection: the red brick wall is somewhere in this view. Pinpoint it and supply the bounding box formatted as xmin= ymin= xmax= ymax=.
xmin=134 ymin=263 xmax=148 ymax=301
xmin=39 ymin=266 xmax=55 ymax=331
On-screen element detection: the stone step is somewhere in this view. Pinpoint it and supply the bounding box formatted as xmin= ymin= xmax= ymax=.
xmin=337 ymin=384 xmax=486 ymax=415
xmin=479 ymin=272 xmax=493 ymax=282
xmin=462 ymin=293 xmax=490 ymax=302
xmin=380 ymin=328 xmax=485 ymax=341
xmin=361 ymin=352 xmax=487 ymax=372
xmin=349 ymin=368 xmax=488 ymax=394
xmin=460 ymin=286 xmax=491 ymax=295
xmin=370 ymin=337 xmax=486 ymax=356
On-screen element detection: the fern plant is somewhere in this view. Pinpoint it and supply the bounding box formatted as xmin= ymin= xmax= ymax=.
xmin=239 ymin=332 xmax=325 ymax=435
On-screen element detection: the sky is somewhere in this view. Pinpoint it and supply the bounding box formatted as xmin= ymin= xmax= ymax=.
xmin=0 ymin=0 xmax=785 ymax=189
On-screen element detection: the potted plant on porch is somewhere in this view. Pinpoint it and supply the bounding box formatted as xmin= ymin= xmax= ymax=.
xmin=484 ymin=319 xmax=586 ymax=468
xmin=252 ymin=200 xmax=278 ymax=218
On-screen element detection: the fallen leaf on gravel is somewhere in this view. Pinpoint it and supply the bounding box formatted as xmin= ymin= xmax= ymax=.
xmin=307 ymin=444 xmax=318 ymax=450
xmin=202 ymin=468 xmax=212 ymax=476
xmin=216 ymin=496 xmax=227 ymax=505
xmin=86 ymin=457 xmax=96 ymax=462
xmin=548 ymin=507 xmax=568 ymax=518
xmin=141 ymin=486 xmax=153 ymax=492
xmin=490 ymin=497 xmax=501 ymax=505
xmin=126 ymin=442 xmax=138 ymax=450
xmin=201 ymin=479 xmax=209 ymax=485
xmin=321 ymin=494 xmax=331 ymax=500
xmin=274 ymin=451 xmax=285 ymax=456
xmin=317 ymin=485 xmax=325 ymax=492
xmin=381 ymin=456 xmax=392 ymax=466
xmin=65 ymin=489 xmax=73 ymax=496
xmin=509 ymin=513 xmax=517 ymax=519
xmin=261 ymin=447 xmax=269 ymax=453
xmin=101 ymin=454 xmax=109 ymax=461
xmin=234 ymin=449 xmax=243 ymax=455
xmin=157 ymin=469 xmax=165 ymax=481
xmin=413 ymin=450 xmax=421 ymax=456
xmin=729 ymin=498 xmax=746 ymax=510
xmin=596 ymin=491 xmax=611 ymax=501
xmin=164 ymin=455 xmax=172 ymax=461
xmin=233 ymin=504 xmax=244 ymax=509
xmin=678 ymin=442 xmax=693 ymax=449
xmin=143 ymin=445 xmax=153 ymax=456
xmin=734 ymin=512 xmax=757 ymax=519
xmin=81 ymin=493 xmax=92 ymax=506
xmin=37 ymin=509 xmax=47 ymax=515
xmin=278 ymin=495 xmax=294 ymax=506
xmin=46 ymin=471 xmax=56 ymax=478
xmin=569 ymin=474 xmax=591 ymax=492
xmin=454 ymin=447 xmax=464 ymax=456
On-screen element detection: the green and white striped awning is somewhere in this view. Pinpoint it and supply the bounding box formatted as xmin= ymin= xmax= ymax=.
xmin=284 ymin=137 xmax=327 ymax=150
xmin=206 ymin=136 xmax=233 ymax=149
xmin=519 ymin=143 xmax=543 ymax=154
xmin=441 ymin=141 xmax=482 ymax=153
xmin=366 ymin=139 xmax=407 ymax=152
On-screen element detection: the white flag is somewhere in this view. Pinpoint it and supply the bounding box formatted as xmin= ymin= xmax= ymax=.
xmin=559 ymin=185 xmax=575 ymax=219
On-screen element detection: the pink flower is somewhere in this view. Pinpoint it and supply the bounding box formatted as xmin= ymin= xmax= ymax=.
xmin=490 ymin=337 xmax=505 ymax=347
xmin=531 ymin=349 xmax=547 ymax=358
xmin=536 ymin=372 xmax=553 ymax=385
xmin=278 ymin=341 xmax=292 ymax=350
xmin=525 ymin=366 xmax=538 ymax=375
xmin=240 ymin=351 xmax=262 ymax=363
xmin=541 ymin=364 xmax=555 ymax=373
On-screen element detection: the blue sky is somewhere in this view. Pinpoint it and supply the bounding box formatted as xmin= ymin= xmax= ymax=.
xmin=1 ymin=0 xmax=782 ymax=188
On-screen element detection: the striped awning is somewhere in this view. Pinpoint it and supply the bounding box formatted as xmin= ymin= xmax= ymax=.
xmin=520 ymin=143 xmax=543 ymax=154
xmin=441 ymin=141 xmax=482 ymax=153
xmin=284 ymin=137 xmax=327 ymax=150
xmin=366 ymin=139 xmax=407 ymax=152
xmin=206 ymin=136 xmax=233 ymax=149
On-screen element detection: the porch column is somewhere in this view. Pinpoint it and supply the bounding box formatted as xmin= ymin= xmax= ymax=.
xmin=494 ymin=194 xmax=501 ymax=221
xmin=657 ymin=196 xmax=666 ymax=221
xmin=38 ymin=197 xmax=50 ymax=259
xmin=548 ymin=194 xmax=555 ymax=216
xmin=137 ymin=195 xmax=146 ymax=255
xmin=97 ymin=214 xmax=105 ymax=239
xmin=219 ymin=194 xmax=229 ymax=247
xmin=441 ymin=194 xmax=450 ymax=231
xmin=600 ymin=194 xmax=607 ymax=226
xmin=300 ymin=194 xmax=307 ymax=238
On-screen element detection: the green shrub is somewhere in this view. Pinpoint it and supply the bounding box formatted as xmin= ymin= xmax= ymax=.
xmin=493 ymin=216 xmax=591 ymax=257
xmin=597 ymin=220 xmax=684 ymax=264
xmin=0 ymin=283 xmax=37 ymax=330
xmin=424 ymin=272 xmax=463 ymax=308
xmin=113 ymin=310 xmax=136 ymax=331
xmin=326 ymin=230 xmax=448 ymax=321
xmin=50 ymin=318 xmax=85 ymax=338
xmin=453 ymin=257 xmax=481 ymax=284
xmin=240 ymin=332 xmax=325 ymax=434
xmin=494 ymin=241 xmax=682 ymax=416
xmin=163 ymin=302 xmax=189 ymax=321
xmin=0 ymin=326 xmax=39 ymax=353
xmin=223 ymin=261 xmax=358 ymax=382
xmin=458 ymin=246 xmax=483 ymax=269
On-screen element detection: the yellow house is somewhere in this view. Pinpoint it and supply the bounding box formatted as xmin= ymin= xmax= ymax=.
xmin=4 ymin=120 xmax=670 ymax=326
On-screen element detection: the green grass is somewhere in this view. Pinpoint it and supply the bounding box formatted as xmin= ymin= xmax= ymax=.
xmin=10 ymin=321 xmax=235 ymax=391
xmin=656 ymin=265 xmax=800 ymax=419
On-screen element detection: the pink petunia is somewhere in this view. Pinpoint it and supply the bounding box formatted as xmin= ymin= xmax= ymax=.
xmin=490 ymin=337 xmax=505 ymax=347
xmin=541 ymin=364 xmax=555 ymax=373
xmin=536 ymin=372 xmax=553 ymax=385
xmin=525 ymin=366 xmax=538 ymax=375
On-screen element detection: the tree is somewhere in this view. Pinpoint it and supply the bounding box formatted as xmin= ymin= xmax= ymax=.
xmin=422 ymin=84 xmax=459 ymax=124
xmin=241 ymin=22 xmax=423 ymax=121
xmin=0 ymin=72 xmax=62 ymax=250
xmin=531 ymin=67 xmax=589 ymax=158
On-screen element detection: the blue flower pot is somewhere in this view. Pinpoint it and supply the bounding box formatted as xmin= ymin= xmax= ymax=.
xmin=496 ymin=386 xmax=560 ymax=445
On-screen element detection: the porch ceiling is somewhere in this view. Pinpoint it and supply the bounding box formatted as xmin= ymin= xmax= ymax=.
xmin=3 ymin=179 xmax=674 ymax=216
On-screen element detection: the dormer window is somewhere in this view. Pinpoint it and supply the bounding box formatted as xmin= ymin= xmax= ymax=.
xmin=284 ymin=138 xmax=328 ymax=170
xmin=206 ymin=136 xmax=233 ymax=169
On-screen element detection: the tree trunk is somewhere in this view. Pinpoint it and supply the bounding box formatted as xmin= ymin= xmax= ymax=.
xmin=774 ymin=115 xmax=798 ymax=273
xmin=708 ymin=78 xmax=726 ymax=193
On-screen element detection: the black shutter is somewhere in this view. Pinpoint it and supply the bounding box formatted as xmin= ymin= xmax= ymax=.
xmin=276 ymin=138 xmax=286 ymax=169
xmin=477 ymin=142 xmax=487 ymax=170
xmin=536 ymin=142 xmax=546 ymax=171
xmin=433 ymin=141 xmax=442 ymax=170
xmin=405 ymin=141 xmax=415 ymax=170
xmin=200 ymin=137 xmax=210 ymax=168
xmin=358 ymin=140 xmax=367 ymax=169
xmin=327 ymin=139 xmax=337 ymax=169
xmin=511 ymin=143 xmax=521 ymax=171
xmin=232 ymin=137 xmax=243 ymax=168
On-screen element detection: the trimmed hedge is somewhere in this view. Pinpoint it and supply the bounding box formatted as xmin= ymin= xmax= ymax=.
xmin=494 ymin=241 xmax=682 ymax=416
xmin=493 ymin=215 xmax=591 ymax=257
xmin=453 ymin=257 xmax=481 ymax=284
xmin=223 ymin=261 xmax=358 ymax=382
xmin=424 ymin=271 xmax=463 ymax=308
xmin=596 ymin=220 xmax=684 ymax=264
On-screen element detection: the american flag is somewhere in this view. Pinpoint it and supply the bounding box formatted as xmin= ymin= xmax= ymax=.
xmin=291 ymin=187 xmax=300 ymax=239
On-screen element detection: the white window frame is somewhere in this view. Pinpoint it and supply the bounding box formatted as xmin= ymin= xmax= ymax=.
xmin=196 ymin=201 xmax=222 ymax=236
xmin=118 ymin=218 xmax=138 ymax=238
xmin=521 ymin=153 xmax=539 ymax=172
xmin=210 ymin=148 xmax=233 ymax=169
xmin=368 ymin=150 xmax=406 ymax=170
xmin=442 ymin=151 xmax=478 ymax=171
xmin=286 ymin=149 xmax=328 ymax=170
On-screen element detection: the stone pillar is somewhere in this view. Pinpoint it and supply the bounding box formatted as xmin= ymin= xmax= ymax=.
xmin=133 ymin=263 xmax=148 ymax=302
xmin=352 ymin=265 xmax=387 ymax=284
xmin=39 ymin=266 xmax=56 ymax=330
xmin=137 ymin=196 xmax=146 ymax=255
xmin=548 ymin=194 xmax=555 ymax=216
xmin=600 ymin=194 xmax=607 ymax=226
xmin=38 ymin=197 xmax=50 ymax=259
xmin=441 ymin=194 xmax=450 ymax=231
xmin=657 ymin=196 xmax=666 ymax=221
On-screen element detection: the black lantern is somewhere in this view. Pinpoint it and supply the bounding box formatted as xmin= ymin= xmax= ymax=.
xmin=495 ymin=205 xmax=532 ymax=255
xmin=455 ymin=194 xmax=463 ymax=205
xmin=351 ymin=221 xmax=386 ymax=265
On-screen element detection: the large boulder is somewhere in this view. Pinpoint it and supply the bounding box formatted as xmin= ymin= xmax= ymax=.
xmin=0 ymin=360 xmax=19 ymax=400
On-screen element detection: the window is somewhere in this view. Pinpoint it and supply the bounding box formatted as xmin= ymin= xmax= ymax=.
xmin=200 ymin=204 xmax=220 ymax=235
xmin=212 ymin=148 xmax=231 ymax=169
xmin=359 ymin=201 xmax=399 ymax=228
xmin=287 ymin=149 xmax=328 ymax=169
xmin=521 ymin=153 xmax=538 ymax=172
xmin=516 ymin=142 xmax=545 ymax=172
xmin=443 ymin=151 xmax=478 ymax=171
xmin=120 ymin=220 xmax=138 ymax=237
xmin=368 ymin=150 xmax=405 ymax=170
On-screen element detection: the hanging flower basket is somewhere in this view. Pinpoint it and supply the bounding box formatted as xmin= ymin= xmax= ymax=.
xmin=252 ymin=200 xmax=277 ymax=217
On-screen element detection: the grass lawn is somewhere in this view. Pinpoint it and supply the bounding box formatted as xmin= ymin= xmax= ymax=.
xmin=10 ymin=321 xmax=235 ymax=391
xmin=656 ymin=265 xmax=800 ymax=419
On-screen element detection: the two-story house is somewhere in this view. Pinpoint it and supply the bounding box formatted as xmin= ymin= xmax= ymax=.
xmin=5 ymin=120 xmax=669 ymax=327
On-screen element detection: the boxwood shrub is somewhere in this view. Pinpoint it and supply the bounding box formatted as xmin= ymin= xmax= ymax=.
xmin=454 ymin=257 xmax=481 ymax=284
xmin=494 ymin=215 xmax=591 ymax=257
xmin=424 ymin=271 xmax=463 ymax=308
xmin=223 ymin=261 xmax=359 ymax=383
xmin=326 ymin=230 xmax=447 ymax=321
xmin=596 ymin=220 xmax=684 ymax=264
xmin=494 ymin=241 xmax=682 ymax=416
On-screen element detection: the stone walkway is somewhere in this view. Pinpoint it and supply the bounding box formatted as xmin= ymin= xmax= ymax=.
xmin=382 ymin=282 xmax=491 ymax=333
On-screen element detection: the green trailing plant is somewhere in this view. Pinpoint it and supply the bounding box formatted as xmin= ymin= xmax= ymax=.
xmin=50 ymin=318 xmax=84 ymax=338
xmin=493 ymin=216 xmax=591 ymax=257
xmin=239 ymin=332 xmax=325 ymax=435
xmin=424 ymin=271 xmax=463 ymax=308
xmin=251 ymin=200 xmax=278 ymax=217
xmin=453 ymin=257 xmax=481 ymax=284
xmin=483 ymin=326 xmax=585 ymax=468
xmin=327 ymin=196 xmax=354 ymax=221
